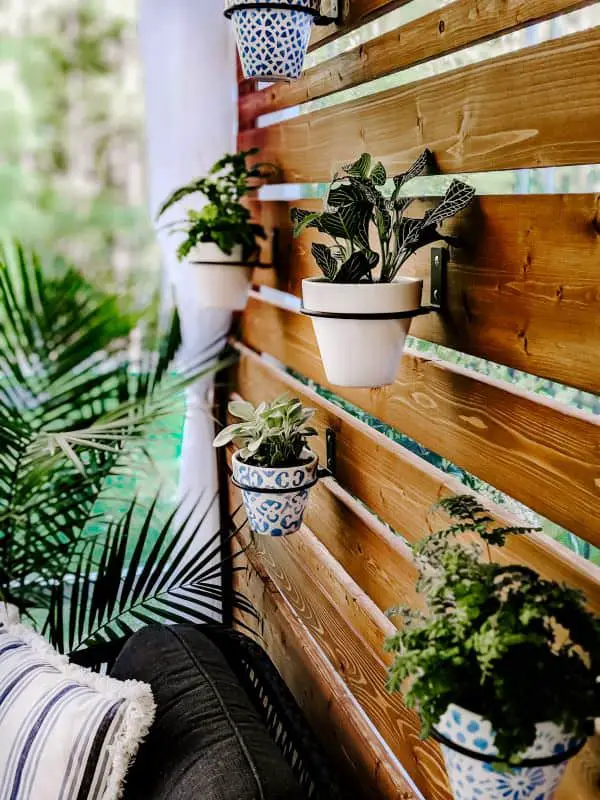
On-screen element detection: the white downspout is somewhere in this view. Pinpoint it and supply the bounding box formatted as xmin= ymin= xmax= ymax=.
xmin=138 ymin=0 xmax=237 ymax=543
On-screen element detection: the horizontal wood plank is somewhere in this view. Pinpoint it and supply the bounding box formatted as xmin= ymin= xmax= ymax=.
xmin=240 ymin=0 xmax=591 ymax=127
xmin=232 ymin=346 xmax=600 ymax=615
xmin=240 ymin=27 xmax=600 ymax=179
xmin=233 ymin=533 xmax=421 ymax=799
xmin=237 ymin=298 xmax=600 ymax=550
xmin=253 ymin=194 xmax=600 ymax=395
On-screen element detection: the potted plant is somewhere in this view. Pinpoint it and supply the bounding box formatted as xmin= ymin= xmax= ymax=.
xmin=214 ymin=395 xmax=318 ymax=536
xmin=291 ymin=150 xmax=475 ymax=387
xmin=385 ymin=495 xmax=600 ymax=800
xmin=224 ymin=0 xmax=321 ymax=82
xmin=158 ymin=148 xmax=273 ymax=311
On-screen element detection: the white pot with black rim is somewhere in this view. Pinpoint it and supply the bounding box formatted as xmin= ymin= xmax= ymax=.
xmin=183 ymin=243 xmax=253 ymax=311
xmin=224 ymin=0 xmax=322 ymax=82
xmin=302 ymin=277 xmax=424 ymax=388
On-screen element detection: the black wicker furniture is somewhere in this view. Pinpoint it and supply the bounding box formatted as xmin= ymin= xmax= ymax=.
xmin=70 ymin=624 xmax=345 ymax=800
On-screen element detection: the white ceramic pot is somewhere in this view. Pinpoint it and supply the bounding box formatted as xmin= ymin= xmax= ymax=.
xmin=185 ymin=243 xmax=251 ymax=311
xmin=437 ymin=704 xmax=583 ymax=800
xmin=232 ymin=449 xmax=318 ymax=536
xmin=302 ymin=277 xmax=424 ymax=388
xmin=225 ymin=0 xmax=320 ymax=82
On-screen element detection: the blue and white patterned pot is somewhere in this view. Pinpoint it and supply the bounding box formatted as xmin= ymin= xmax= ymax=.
xmin=232 ymin=449 xmax=318 ymax=535
xmin=225 ymin=0 xmax=320 ymax=81
xmin=436 ymin=704 xmax=583 ymax=800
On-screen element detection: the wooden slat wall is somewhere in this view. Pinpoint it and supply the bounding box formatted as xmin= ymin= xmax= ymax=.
xmin=241 ymin=27 xmax=600 ymax=179
xmin=226 ymin=2 xmax=600 ymax=798
xmin=240 ymin=0 xmax=590 ymax=128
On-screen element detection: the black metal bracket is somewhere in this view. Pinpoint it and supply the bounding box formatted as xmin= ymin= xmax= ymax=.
xmin=316 ymin=428 xmax=336 ymax=480
xmin=429 ymin=247 xmax=448 ymax=310
xmin=315 ymin=0 xmax=341 ymax=25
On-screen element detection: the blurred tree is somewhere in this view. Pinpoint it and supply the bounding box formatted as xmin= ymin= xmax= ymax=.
xmin=0 ymin=0 xmax=159 ymax=295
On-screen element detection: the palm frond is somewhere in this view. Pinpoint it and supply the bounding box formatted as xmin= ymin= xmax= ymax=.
xmin=48 ymin=492 xmax=253 ymax=655
xmin=0 ymin=242 xmax=232 ymax=614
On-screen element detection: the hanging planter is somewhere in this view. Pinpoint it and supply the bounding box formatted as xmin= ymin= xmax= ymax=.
xmin=385 ymin=494 xmax=600 ymax=800
xmin=231 ymin=449 xmax=318 ymax=535
xmin=302 ymin=276 xmax=423 ymax=387
xmin=183 ymin=244 xmax=252 ymax=311
xmin=435 ymin=705 xmax=585 ymax=800
xmin=214 ymin=395 xmax=319 ymax=536
xmin=292 ymin=150 xmax=476 ymax=388
xmin=224 ymin=0 xmax=321 ymax=82
xmin=157 ymin=149 xmax=274 ymax=312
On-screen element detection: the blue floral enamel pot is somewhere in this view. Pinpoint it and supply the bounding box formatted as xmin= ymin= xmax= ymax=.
xmin=232 ymin=449 xmax=318 ymax=536
xmin=224 ymin=0 xmax=320 ymax=81
xmin=436 ymin=704 xmax=584 ymax=800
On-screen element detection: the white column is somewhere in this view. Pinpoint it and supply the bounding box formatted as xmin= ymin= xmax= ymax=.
xmin=138 ymin=0 xmax=237 ymax=540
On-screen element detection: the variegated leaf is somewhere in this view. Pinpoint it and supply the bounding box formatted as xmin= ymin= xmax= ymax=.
xmin=311 ymin=243 xmax=339 ymax=281
xmin=423 ymin=179 xmax=475 ymax=229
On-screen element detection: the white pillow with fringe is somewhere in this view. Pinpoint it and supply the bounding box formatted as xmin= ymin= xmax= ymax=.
xmin=0 ymin=620 xmax=155 ymax=800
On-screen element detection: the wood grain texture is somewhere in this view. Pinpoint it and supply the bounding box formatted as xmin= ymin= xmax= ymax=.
xmin=232 ymin=539 xmax=420 ymax=799
xmin=238 ymin=297 xmax=600 ymax=549
xmin=240 ymin=27 xmax=600 ymax=179
xmin=233 ymin=346 xmax=600 ymax=614
xmin=252 ymin=194 xmax=600 ymax=395
xmin=239 ymin=0 xmax=591 ymax=127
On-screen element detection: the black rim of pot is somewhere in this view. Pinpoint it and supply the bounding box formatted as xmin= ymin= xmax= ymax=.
xmin=301 ymin=305 xmax=433 ymax=320
xmin=431 ymin=728 xmax=586 ymax=768
xmin=231 ymin=474 xmax=321 ymax=494
xmin=224 ymin=2 xmax=320 ymax=19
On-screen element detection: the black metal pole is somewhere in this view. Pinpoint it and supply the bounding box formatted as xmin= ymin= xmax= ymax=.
xmin=215 ymin=353 xmax=234 ymax=629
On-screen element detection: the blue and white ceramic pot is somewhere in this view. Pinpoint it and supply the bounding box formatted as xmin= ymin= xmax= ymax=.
xmin=436 ymin=704 xmax=583 ymax=800
xmin=224 ymin=0 xmax=320 ymax=82
xmin=232 ymin=448 xmax=318 ymax=536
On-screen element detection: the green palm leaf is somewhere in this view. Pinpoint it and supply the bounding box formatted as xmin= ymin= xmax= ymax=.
xmin=0 ymin=241 xmax=232 ymax=617
xmin=48 ymin=493 xmax=253 ymax=655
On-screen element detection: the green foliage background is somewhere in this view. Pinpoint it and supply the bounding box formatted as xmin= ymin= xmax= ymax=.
xmin=0 ymin=0 xmax=159 ymax=290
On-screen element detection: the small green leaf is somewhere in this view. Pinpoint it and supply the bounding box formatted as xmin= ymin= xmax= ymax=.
xmin=370 ymin=161 xmax=387 ymax=186
xmin=343 ymin=153 xmax=372 ymax=179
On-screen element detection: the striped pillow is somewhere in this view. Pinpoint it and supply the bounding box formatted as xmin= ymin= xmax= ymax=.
xmin=0 ymin=621 xmax=155 ymax=800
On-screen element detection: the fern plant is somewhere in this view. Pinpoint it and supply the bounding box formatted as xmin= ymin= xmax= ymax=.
xmin=385 ymin=495 xmax=600 ymax=763
xmin=291 ymin=150 xmax=475 ymax=283
xmin=158 ymin=148 xmax=274 ymax=262
xmin=0 ymin=242 xmax=243 ymax=653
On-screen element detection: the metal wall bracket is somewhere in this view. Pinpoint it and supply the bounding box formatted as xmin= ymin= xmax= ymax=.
xmin=317 ymin=428 xmax=337 ymax=479
xmin=326 ymin=429 xmax=337 ymax=475
xmin=429 ymin=247 xmax=448 ymax=311
xmin=315 ymin=0 xmax=341 ymax=25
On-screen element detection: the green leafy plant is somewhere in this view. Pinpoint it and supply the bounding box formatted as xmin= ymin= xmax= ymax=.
xmin=158 ymin=148 xmax=274 ymax=262
xmin=291 ymin=150 xmax=475 ymax=283
xmin=213 ymin=395 xmax=317 ymax=468
xmin=385 ymin=495 xmax=600 ymax=763
xmin=0 ymin=241 xmax=243 ymax=651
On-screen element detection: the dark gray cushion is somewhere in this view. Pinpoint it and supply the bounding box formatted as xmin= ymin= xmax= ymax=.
xmin=111 ymin=624 xmax=304 ymax=800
